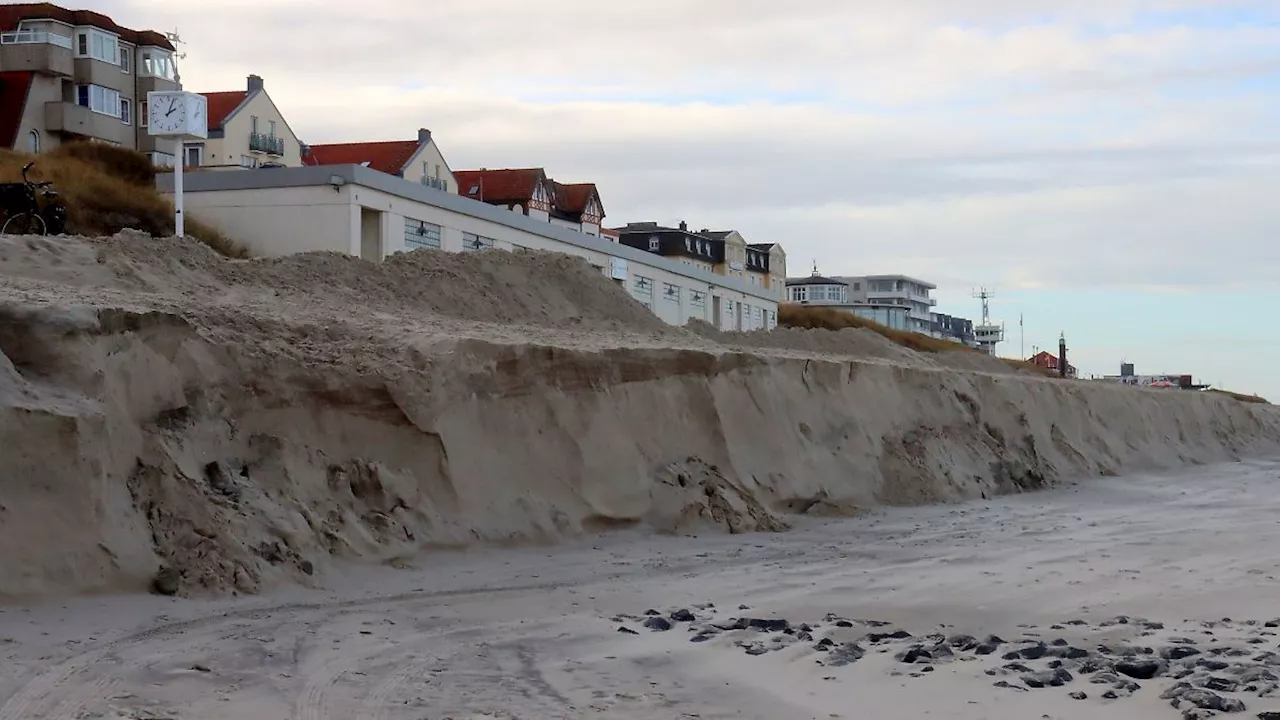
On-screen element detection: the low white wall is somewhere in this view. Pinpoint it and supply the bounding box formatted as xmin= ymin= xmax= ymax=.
xmin=180 ymin=181 xmax=777 ymax=331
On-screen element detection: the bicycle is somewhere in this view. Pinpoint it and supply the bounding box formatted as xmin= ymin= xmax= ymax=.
xmin=0 ymin=161 xmax=67 ymax=236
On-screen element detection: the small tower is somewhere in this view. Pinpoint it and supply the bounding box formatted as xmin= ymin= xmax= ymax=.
xmin=972 ymin=287 xmax=1005 ymax=355
xmin=1058 ymin=332 xmax=1068 ymax=378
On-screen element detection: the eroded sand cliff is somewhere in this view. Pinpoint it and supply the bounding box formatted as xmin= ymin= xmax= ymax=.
xmin=1 ymin=232 xmax=1277 ymax=599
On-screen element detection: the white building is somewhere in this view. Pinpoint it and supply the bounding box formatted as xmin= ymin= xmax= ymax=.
xmin=158 ymin=165 xmax=778 ymax=331
xmin=834 ymin=274 xmax=937 ymax=335
xmin=783 ymin=271 xmax=912 ymax=331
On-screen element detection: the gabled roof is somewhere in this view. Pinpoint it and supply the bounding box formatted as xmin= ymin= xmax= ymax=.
xmin=454 ymin=168 xmax=547 ymax=204
xmin=749 ymin=242 xmax=777 ymax=251
xmin=0 ymin=72 xmax=34 ymax=149
xmin=553 ymin=182 xmax=596 ymax=214
xmin=304 ymin=140 xmax=419 ymax=176
xmin=200 ymin=91 xmax=247 ymax=130
xmin=0 ymin=3 xmax=175 ymax=48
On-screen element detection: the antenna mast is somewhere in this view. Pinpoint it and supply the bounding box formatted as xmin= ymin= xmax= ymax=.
xmin=971 ymin=286 xmax=1005 ymax=356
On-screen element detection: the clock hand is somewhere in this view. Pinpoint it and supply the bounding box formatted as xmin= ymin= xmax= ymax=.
xmin=166 ymin=103 xmax=178 ymax=117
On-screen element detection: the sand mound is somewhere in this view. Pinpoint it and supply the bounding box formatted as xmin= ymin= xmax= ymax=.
xmin=1 ymin=232 xmax=1278 ymax=599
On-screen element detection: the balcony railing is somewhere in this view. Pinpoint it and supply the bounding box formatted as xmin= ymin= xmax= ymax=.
xmin=249 ymin=132 xmax=284 ymax=155
xmin=420 ymin=176 xmax=448 ymax=191
xmin=1 ymin=30 xmax=73 ymax=49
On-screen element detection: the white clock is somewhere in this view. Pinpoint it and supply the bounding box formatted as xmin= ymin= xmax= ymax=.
xmin=147 ymin=91 xmax=207 ymax=139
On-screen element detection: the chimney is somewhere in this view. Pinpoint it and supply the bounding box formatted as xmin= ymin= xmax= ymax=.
xmin=678 ymin=220 xmax=687 ymax=231
xmin=418 ymin=128 xmax=432 ymax=145
xmin=247 ymin=74 xmax=264 ymax=93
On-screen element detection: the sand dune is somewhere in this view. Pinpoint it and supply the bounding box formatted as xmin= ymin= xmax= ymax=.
xmin=1 ymin=231 xmax=1278 ymax=602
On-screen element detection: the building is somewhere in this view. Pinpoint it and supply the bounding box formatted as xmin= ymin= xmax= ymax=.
xmin=834 ymin=274 xmax=937 ymax=335
xmin=1100 ymin=363 xmax=1208 ymax=390
xmin=453 ymin=168 xmax=605 ymax=237
xmin=749 ymin=242 xmax=787 ymax=295
xmin=304 ymin=128 xmax=454 ymax=191
xmin=1028 ymin=350 xmax=1078 ymax=378
xmin=157 ymin=164 xmax=779 ymax=331
xmin=0 ymin=3 xmax=180 ymax=158
xmin=191 ymin=75 xmax=302 ymax=169
xmin=932 ymin=312 xmax=975 ymax=345
xmin=616 ymin=221 xmax=720 ymax=272
xmin=615 ymin=222 xmax=784 ymax=299
xmin=783 ymin=268 xmax=912 ymax=331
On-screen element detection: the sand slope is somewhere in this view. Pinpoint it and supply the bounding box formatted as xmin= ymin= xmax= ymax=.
xmin=1 ymin=232 xmax=1277 ymax=599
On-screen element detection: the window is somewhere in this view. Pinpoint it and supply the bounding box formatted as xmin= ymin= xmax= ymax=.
xmin=684 ymin=238 xmax=691 ymax=252
xmin=648 ymin=237 xmax=659 ymax=252
xmin=462 ymin=231 xmax=494 ymax=251
xmin=662 ymin=282 xmax=680 ymax=303
xmin=140 ymin=50 xmax=175 ymax=80
xmin=240 ymin=155 xmax=257 ymax=168
xmin=140 ymin=100 xmax=147 ymax=127
xmin=76 ymin=84 xmax=121 ymax=117
xmin=183 ymin=145 xmax=202 ymax=167
xmin=26 ymin=130 xmax=39 ymax=153
xmin=404 ymin=218 xmax=442 ymax=249
xmin=119 ymin=98 xmax=131 ymax=125
xmin=250 ymin=115 xmax=259 ymax=134
xmin=75 ymin=29 xmax=118 ymax=64
xmin=119 ymin=46 xmax=130 ymax=73
xmin=690 ymin=290 xmax=706 ymax=308
xmin=268 ymin=120 xmax=276 ymax=137
xmin=631 ymin=275 xmax=653 ymax=301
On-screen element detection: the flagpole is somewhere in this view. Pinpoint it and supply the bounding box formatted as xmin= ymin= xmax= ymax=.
xmin=1020 ymin=312 xmax=1024 ymax=359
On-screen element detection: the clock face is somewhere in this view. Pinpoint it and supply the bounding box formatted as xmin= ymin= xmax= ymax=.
xmin=148 ymin=93 xmax=189 ymax=135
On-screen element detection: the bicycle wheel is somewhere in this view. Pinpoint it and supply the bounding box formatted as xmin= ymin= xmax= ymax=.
xmin=1 ymin=212 xmax=47 ymax=236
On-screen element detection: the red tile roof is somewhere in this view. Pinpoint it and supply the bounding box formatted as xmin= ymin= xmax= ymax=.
xmin=198 ymin=91 xmax=247 ymax=130
xmin=0 ymin=3 xmax=175 ymax=49
xmin=302 ymin=140 xmax=420 ymax=176
xmin=553 ymin=182 xmax=595 ymax=214
xmin=453 ymin=168 xmax=547 ymax=204
xmin=0 ymin=72 xmax=34 ymax=149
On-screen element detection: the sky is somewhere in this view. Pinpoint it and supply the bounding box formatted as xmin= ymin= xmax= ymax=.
xmin=107 ymin=0 xmax=1280 ymax=399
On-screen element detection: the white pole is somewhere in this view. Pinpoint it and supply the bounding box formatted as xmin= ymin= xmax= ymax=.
xmin=174 ymin=136 xmax=184 ymax=237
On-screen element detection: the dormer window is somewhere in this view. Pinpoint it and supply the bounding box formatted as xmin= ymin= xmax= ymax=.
xmin=648 ymin=237 xmax=659 ymax=252
xmin=684 ymin=238 xmax=691 ymax=252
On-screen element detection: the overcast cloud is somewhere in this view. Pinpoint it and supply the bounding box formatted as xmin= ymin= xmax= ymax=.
xmin=101 ymin=0 xmax=1280 ymax=392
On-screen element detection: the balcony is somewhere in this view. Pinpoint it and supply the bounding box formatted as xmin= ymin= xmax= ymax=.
xmin=420 ymin=176 xmax=448 ymax=191
xmin=44 ymin=101 xmax=125 ymax=144
xmin=0 ymin=30 xmax=73 ymax=76
xmin=249 ymin=132 xmax=284 ymax=156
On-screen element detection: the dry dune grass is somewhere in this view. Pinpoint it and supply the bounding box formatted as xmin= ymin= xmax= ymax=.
xmin=778 ymin=303 xmax=975 ymax=354
xmin=0 ymin=143 xmax=246 ymax=258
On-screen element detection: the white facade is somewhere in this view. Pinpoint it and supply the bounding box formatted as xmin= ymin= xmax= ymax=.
xmin=834 ymin=274 xmax=937 ymax=335
xmin=160 ymin=165 xmax=778 ymax=331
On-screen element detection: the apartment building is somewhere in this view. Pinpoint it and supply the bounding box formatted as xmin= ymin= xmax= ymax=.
xmin=835 ymin=274 xmax=938 ymax=335
xmin=616 ymin=221 xmax=720 ymax=272
xmin=784 ymin=269 xmax=912 ymax=331
xmin=188 ymin=75 xmax=301 ymax=169
xmin=0 ymin=3 xmax=180 ymax=158
xmin=304 ymin=128 xmax=455 ymax=191
xmin=452 ymin=168 xmax=606 ymax=237
xmin=616 ymin=222 xmax=786 ymax=299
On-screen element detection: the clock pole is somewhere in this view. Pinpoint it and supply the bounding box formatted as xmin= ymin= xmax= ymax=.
xmin=174 ymin=137 xmax=184 ymax=237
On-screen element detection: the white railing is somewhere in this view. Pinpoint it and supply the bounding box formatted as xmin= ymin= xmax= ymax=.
xmin=0 ymin=30 xmax=73 ymax=49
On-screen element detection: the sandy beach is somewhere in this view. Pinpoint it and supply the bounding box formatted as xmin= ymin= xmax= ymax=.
xmin=0 ymin=458 xmax=1277 ymax=719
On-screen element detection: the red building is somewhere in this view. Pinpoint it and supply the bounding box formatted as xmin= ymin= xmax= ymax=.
xmin=1028 ymin=350 xmax=1078 ymax=378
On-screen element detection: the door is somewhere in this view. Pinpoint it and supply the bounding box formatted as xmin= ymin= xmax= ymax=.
xmin=712 ymin=295 xmax=722 ymax=328
xmin=359 ymin=207 xmax=383 ymax=261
